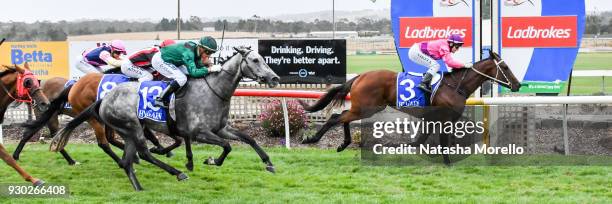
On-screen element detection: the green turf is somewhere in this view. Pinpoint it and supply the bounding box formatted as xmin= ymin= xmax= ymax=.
xmin=562 ymin=76 xmax=612 ymax=95
xmin=573 ymin=53 xmax=612 ymax=70
xmin=347 ymin=55 xmax=402 ymax=74
xmin=1 ymin=144 xmax=610 ymax=203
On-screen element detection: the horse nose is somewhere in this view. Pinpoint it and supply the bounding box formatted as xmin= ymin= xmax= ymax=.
xmin=268 ymin=77 xmax=280 ymax=88
xmin=512 ymin=83 xmax=523 ymax=92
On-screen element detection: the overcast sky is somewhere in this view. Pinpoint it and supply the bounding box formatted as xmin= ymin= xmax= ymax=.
xmin=0 ymin=0 xmax=609 ymax=23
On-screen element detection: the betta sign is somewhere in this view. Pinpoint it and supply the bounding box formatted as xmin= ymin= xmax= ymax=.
xmin=0 ymin=42 xmax=69 ymax=80
xmin=392 ymin=0 xmax=475 ymax=73
xmin=498 ymin=0 xmax=585 ymax=93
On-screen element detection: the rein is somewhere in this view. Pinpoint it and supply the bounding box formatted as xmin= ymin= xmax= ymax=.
xmin=442 ymin=57 xmax=512 ymax=98
xmin=203 ymin=50 xmax=251 ymax=102
xmin=469 ymin=59 xmax=512 ymax=87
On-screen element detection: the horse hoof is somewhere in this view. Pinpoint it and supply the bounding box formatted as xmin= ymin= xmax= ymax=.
xmin=33 ymin=180 xmax=45 ymax=187
xmin=69 ymin=161 xmax=81 ymax=166
xmin=12 ymin=155 xmax=19 ymax=161
xmin=204 ymin=157 xmax=216 ymax=165
xmin=186 ymin=163 xmax=194 ymax=172
xmin=337 ymin=145 xmax=348 ymax=152
xmin=177 ymin=173 xmax=189 ymax=181
xmin=266 ymin=166 xmax=276 ymax=173
xmin=166 ymin=152 xmax=174 ymax=158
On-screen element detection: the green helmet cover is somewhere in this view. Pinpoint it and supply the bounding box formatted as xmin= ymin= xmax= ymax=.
xmin=198 ymin=36 xmax=218 ymax=52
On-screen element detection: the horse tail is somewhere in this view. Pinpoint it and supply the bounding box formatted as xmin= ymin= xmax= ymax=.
xmin=21 ymin=84 xmax=72 ymax=134
xmin=50 ymin=100 xmax=102 ymax=152
xmin=299 ymin=76 xmax=358 ymax=113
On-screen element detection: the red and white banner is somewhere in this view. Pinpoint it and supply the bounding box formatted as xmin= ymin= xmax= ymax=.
xmin=398 ymin=17 xmax=473 ymax=48
xmin=501 ymin=16 xmax=577 ymax=48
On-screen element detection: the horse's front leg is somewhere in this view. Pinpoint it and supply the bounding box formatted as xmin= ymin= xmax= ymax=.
xmin=218 ymin=126 xmax=275 ymax=173
xmin=192 ymin=130 xmax=231 ymax=166
xmin=184 ymin=136 xmax=193 ymax=171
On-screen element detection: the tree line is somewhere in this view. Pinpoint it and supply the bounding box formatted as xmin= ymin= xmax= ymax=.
xmin=2 ymin=11 xmax=608 ymax=42
xmin=212 ymin=18 xmax=391 ymax=34
xmin=0 ymin=16 xmax=391 ymax=41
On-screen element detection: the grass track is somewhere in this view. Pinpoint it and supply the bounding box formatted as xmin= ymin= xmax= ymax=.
xmin=1 ymin=144 xmax=610 ymax=203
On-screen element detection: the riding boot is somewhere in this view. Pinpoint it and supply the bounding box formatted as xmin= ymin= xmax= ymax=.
xmin=154 ymin=80 xmax=181 ymax=108
xmin=418 ymin=72 xmax=434 ymax=93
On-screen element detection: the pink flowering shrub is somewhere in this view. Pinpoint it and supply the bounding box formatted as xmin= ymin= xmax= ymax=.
xmin=259 ymin=99 xmax=308 ymax=138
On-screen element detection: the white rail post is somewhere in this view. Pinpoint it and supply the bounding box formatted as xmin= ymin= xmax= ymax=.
xmin=281 ymin=97 xmax=291 ymax=149
xmin=563 ymin=105 xmax=570 ymax=155
xmin=0 ymin=125 xmax=3 ymax=144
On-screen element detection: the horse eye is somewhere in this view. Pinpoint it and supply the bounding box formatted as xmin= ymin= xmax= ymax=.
xmin=252 ymin=58 xmax=259 ymax=63
xmin=23 ymin=79 xmax=33 ymax=88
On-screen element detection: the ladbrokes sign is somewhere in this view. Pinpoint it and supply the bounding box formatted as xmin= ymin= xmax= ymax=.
xmin=392 ymin=0 xmax=475 ymax=73
xmin=392 ymin=0 xmax=584 ymax=93
xmin=498 ymin=0 xmax=584 ymax=94
xmin=502 ymin=16 xmax=578 ymax=48
xmin=399 ymin=17 xmax=473 ymax=48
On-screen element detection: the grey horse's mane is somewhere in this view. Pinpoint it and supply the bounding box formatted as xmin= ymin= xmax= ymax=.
xmin=220 ymin=46 xmax=252 ymax=65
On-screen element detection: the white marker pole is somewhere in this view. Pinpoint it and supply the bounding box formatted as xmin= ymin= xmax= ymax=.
xmin=0 ymin=125 xmax=3 ymax=144
xmin=281 ymin=97 xmax=291 ymax=149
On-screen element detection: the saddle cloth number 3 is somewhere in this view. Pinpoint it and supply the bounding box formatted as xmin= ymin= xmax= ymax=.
xmin=399 ymin=78 xmax=416 ymax=101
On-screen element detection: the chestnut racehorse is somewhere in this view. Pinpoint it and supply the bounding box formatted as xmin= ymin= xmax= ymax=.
xmin=16 ymin=73 xmax=175 ymax=166
xmin=13 ymin=77 xmax=78 ymax=164
xmin=301 ymin=50 xmax=522 ymax=164
xmin=0 ymin=63 xmax=49 ymax=186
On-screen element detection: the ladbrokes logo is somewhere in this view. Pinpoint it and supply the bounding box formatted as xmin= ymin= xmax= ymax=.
xmin=503 ymin=0 xmax=535 ymax=6
xmin=440 ymin=0 xmax=469 ymax=7
xmin=399 ymin=17 xmax=472 ymax=48
xmin=502 ymin=16 xmax=577 ymax=47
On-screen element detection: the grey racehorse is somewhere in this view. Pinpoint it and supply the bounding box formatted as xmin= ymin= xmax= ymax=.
xmin=51 ymin=46 xmax=280 ymax=191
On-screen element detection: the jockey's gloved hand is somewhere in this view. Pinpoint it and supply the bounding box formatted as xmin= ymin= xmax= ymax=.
xmin=464 ymin=62 xmax=473 ymax=69
xmin=209 ymin=64 xmax=222 ymax=72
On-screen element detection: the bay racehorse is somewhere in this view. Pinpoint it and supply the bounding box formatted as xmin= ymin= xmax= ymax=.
xmin=16 ymin=73 xmax=174 ymax=166
xmin=0 ymin=63 xmax=49 ymax=186
xmin=301 ymin=50 xmax=521 ymax=164
xmin=51 ymin=46 xmax=280 ymax=191
xmin=13 ymin=76 xmax=77 ymax=164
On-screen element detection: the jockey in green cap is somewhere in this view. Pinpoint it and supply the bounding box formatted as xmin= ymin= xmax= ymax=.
xmin=152 ymin=36 xmax=222 ymax=108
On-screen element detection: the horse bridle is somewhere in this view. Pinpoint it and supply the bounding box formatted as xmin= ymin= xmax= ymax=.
xmin=0 ymin=71 xmax=41 ymax=105
xmin=205 ymin=50 xmax=253 ymax=102
xmin=469 ymin=58 xmax=513 ymax=87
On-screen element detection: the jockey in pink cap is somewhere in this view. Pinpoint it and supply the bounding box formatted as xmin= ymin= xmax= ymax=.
xmin=76 ymin=40 xmax=127 ymax=74
xmin=408 ymin=34 xmax=473 ymax=93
